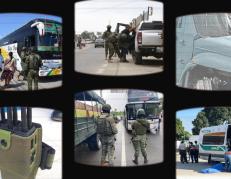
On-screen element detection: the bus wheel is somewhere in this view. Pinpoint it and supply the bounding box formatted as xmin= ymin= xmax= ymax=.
xmin=87 ymin=134 xmax=101 ymax=151
xmin=208 ymin=155 xmax=212 ymax=164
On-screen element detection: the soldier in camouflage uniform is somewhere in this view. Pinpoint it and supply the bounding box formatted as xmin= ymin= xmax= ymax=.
xmin=102 ymin=25 xmax=113 ymax=61
xmin=108 ymin=32 xmax=121 ymax=61
xmin=131 ymin=108 xmax=150 ymax=165
xmin=19 ymin=47 xmax=28 ymax=80
xmin=26 ymin=47 xmax=42 ymax=90
xmin=96 ymin=104 xmax=118 ymax=166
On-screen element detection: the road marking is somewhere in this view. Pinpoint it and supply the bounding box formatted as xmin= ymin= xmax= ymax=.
xmin=121 ymin=123 xmax=126 ymax=166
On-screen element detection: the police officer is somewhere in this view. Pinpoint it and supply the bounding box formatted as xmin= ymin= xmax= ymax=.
xmin=102 ymin=25 xmax=113 ymax=61
xmin=194 ymin=140 xmax=199 ymax=163
xmin=131 ymin=108 xmax=150 ymax=165
xmin=96 ymin=104 xmax=118 ymax=166
xmin=26 ymin=47 xmax=42 ymax=90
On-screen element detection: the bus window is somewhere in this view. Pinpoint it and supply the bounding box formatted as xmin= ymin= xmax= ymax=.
xmin=24 ymin=35 xmax=36 ymax=47
xmin=145 ymin=103 xmax=160 ymax=118
xmin=202 ymin=133 xmax=225 ymax=145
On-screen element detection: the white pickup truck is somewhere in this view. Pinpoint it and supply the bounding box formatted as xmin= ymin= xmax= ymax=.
xmin=133 ymin=21 xmax=163 ymax=64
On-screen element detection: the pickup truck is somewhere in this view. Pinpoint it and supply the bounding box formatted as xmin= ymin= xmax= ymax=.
xmin=133 ymin=21 xmax=163 ymax=64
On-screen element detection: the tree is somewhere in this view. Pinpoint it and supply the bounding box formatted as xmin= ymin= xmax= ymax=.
xmin=192 ymin=111 xmax=208 ymax=135
xmin=203 ymin=107 xmax=231 ymax=125
xmin=81 ymin=31 xmax=90 ymax=39
xmin=176 ymin=118 xmax=186 ymax=140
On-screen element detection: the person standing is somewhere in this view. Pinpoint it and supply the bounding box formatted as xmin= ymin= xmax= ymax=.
xmin=96 ymin=104 xmax=118 ymax=166
xmin=131 ymin=108 xmax=150 ymax=165
xmin=0 ymin=52 xmax=16 ymax=88
xmin=108 ymin=32 xmax=121 ymax=62
xmin=119 ymin=25 xmax=131 ymax=62
xmin=194 ymin=140 xmax=199 ymax=163
xmin=26 ymin=47 xmax=42 ymax=90
xmin=0 ymin=49 xmax=3 ymax=71
xmin=188 ymin=142 xmax=195 ymax=163
xmin=179 ymin=140 xmax=188 ymax=164
xmin=225 ymin=141 xmax=231 ymax=172
xmin=102 ymin=25 xmax=112 ymax=61
xmin=20 ymin=47 xmax=29 ymax=80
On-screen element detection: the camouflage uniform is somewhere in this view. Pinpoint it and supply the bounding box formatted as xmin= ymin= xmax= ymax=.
xmin=96 ymin=104 xmax=118 ymax=166
xmin=108 ymin=33 xmax=121 ymax=60
xmin=102 ymin=25 xmax=113 ymax=60
xmin=26 ymin=49 xmax=42 ymax=90
xmin=20 ymin=47 xmax=28 ymax=79
xmin=131 ymin=109 xmax=150 ymax=164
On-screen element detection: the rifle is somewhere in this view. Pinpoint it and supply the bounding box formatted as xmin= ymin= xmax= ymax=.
xmin=0 ymin=107 xmax=55 ymax=179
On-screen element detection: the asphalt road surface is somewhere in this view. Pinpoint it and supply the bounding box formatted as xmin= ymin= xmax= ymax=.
xmin=75 ymin=44 xmax=163 ymax=76
xmin=75 ymin=119 xmax=163 ymax=167
xmin=0 ymin=108 xmax=62 ymax=179
xmin=176 ymin=153 xmax=230 ymax=179
xmin=0 ymin=71 xmax=62 ymax=91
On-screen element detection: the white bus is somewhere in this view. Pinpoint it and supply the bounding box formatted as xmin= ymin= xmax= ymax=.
xmin=199 ymin=124 xmax=231 ymax=163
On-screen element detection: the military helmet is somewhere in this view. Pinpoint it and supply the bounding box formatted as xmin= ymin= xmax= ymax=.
xmin=136 ymin=108 xmax=145 ymax=116
xmin=102 ymin=104 xmax=111 ymax=111
xmin=107 ymin=25 xmax=111 ymax=29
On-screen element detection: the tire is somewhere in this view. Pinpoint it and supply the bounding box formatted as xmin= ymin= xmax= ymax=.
xmin=87 ymin=134 xmax=101 ymax=151
xmin=133 ymin=52 xmax=142 ymax=64
xmin=182 ymin=66 xmax=214 ymax=90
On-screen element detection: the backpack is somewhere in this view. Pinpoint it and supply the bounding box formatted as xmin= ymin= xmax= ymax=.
xmin=96 ymin=114 xmax=116 ymax=136
xmin=28 ymin=54 xmax=42 ymax=70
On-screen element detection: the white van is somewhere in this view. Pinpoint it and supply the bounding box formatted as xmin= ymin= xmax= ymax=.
xmin=199 ymin=124 xmax=231 ymax=163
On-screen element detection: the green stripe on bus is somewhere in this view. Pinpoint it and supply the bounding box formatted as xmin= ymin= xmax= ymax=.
xmin=200 ymin=144 xmax=226 ymax=151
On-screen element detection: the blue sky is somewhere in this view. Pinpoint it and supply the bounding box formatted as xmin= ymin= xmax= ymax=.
xmin=0 ymin=13 xmax=62 ymax=39
xmin=176 ymin=107 xmax=204 ymax=133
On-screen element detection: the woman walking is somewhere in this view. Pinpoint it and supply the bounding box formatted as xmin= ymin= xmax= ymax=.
xmin=0 ymin=52 xmax=16 ymax=88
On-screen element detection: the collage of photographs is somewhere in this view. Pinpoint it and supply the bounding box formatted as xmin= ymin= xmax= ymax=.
xmin=0 ymin=0 xmax=231 ymax=179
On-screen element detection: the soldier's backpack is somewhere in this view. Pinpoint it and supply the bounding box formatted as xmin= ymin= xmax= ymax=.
xmin=28 ymin=54 xmax=42 ymax=70
xmin=96 ymin=114 xmax=116 ymax=136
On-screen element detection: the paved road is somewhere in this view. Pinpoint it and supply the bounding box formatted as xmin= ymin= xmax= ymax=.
xmin=0 ymin=108 xmax=62 ymax=179
xmin=0 ymin=72 xmax=62 ymax=91
xmin=75 ymin=119 xmax=163 ymax=167
xmin=176 ymin=153 xmax=230 ymax=179
xmin=75 ymin=44 xmax=163 ymax=76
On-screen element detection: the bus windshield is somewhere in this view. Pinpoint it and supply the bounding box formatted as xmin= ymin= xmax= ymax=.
xmin=37 ymin=22 xmax=62 ymax=51
xmin=126 ymin=103 xmax=160 ymax=120
xmin=38 ymin=33 xmax=59 ymax=46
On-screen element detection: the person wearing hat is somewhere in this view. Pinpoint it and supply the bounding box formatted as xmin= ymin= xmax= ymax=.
xmin=131 ymin=108 xmax=150 ymax=165
xmin=102 ymin=25 xmax=113 ymax=62
xmin=96 ymin=104 xmax=118 ymax=166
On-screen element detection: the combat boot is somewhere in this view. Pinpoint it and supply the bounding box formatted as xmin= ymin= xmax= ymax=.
xmin=144 ymin=156 xmax=148 ymax=164
xmin=132 ymin=156 xmax=138 ymax=165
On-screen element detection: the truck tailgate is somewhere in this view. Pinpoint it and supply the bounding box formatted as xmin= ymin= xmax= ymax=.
xmin=141 ymin=30 xmax=162 ymax=46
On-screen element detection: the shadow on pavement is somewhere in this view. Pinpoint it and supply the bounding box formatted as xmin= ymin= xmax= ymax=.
xmin=176 ymin=161 xmax=219 ymax=172
xmin=39 ymin=75 xmax=62 ymax=83
xmin=0 ymin=82 xmax=25 ymax=90
xmin=142 ymin=59 xmax=164 ymax=66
